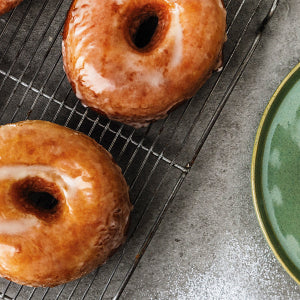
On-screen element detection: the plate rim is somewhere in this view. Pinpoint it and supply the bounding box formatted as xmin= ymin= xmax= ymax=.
xmin=251 ymin=62 xmax=300 ymax=285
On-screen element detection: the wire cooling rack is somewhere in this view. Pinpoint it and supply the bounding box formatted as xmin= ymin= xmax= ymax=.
xmin=0 ymin=0 xmax=278 ymax=299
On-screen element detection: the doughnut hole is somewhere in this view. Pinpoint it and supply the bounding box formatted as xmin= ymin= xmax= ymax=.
xmin=125 ymin=3 xmax=170 ymax=52
xmin=10 ymin=177 xmax=63 ymax=222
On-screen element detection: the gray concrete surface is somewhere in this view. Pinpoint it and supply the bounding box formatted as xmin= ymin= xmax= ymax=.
xmin=0 ymin=0 xmax=300 ymax=299
xmin=121 ymin=1 xmax=300 ymax=299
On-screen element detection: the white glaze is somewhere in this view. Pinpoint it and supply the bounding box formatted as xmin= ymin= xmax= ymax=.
xmin=140 ymin=69 xmax=164 ymax=87
xmin=218 ymin=0 xmax=224 ymax=9
xmin=169 ymin=4 xmax=183 ymax=68
xmin=80 ymin=63 xmax=116 ymax=94
xmin=0 ymin=218 xmax=39 ymax=235
xmin=0 ymin=244 xmax=17 ymax=256
xmin=74 ymin=79 xmax=84 ymax=100
xmin=62 ymin=41 xmax=84 ymax=99
xmin=0 ymin=165 xmax=92 ymax=203
xmin=128 ymin=66 xmax=164 ymax=88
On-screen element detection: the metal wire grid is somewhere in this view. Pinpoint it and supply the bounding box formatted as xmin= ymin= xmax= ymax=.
xmin=0 ymin=0 xmax=278 ymax=298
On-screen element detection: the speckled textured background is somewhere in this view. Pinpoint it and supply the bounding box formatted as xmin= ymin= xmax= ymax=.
xmin=0 ymin=0 xmax=300 ymax=299
xmin=121 ymin=0 xmax=300 ymax=299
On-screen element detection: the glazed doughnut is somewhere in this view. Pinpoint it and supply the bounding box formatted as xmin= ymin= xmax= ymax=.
xmin=62 ymin=0 xmax=226 ymax=127
xmin=0 ymin=0 xmax=23 ymax=15
xmin=0 ymin=120 xmax=132 ymax=287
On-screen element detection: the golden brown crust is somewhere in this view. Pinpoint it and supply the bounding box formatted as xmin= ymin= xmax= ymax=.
xmin=0 ymin=120 xmax=132 ymax=287
xmin=0 ymin=0 xmax=23 ymax=15
xmin=62 ymin=0 xmax=227 ymax=127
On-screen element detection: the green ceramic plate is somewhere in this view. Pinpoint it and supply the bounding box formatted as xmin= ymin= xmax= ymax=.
xmin=252 ymin=62 xmax=300 ymax=284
